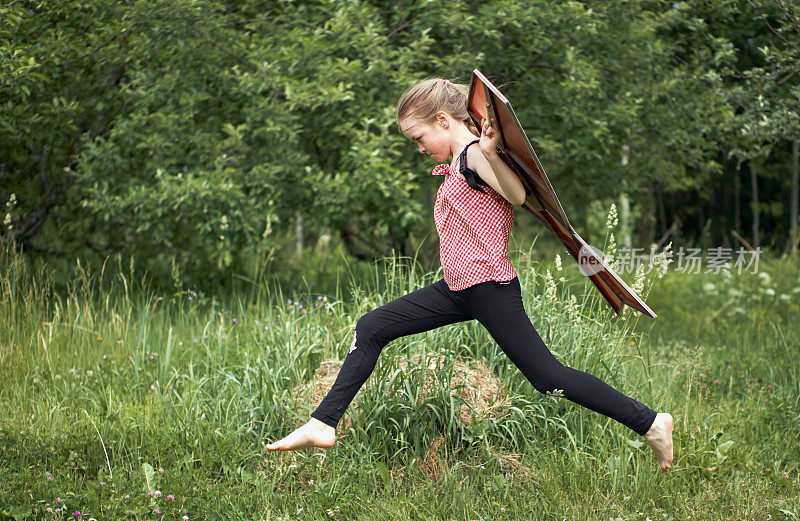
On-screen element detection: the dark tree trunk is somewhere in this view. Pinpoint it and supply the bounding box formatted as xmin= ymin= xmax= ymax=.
xmin=699 ymin=200 xmax=706 ymax=251
xmin=791 ymin=139 xmax=798 ymax=253
xmin=720 ymin=169 xmax=728 ymax=247
xmin=647 ymin=183 xmax=656 ymax=246
xmin=338 ymin=224 xmax=380 ymax=262
xmin=657 ymin=183 xmax=667 ymax=237
xmin=751 ymin=162 xmax=760 ymax=249
xmin=734 ymin=162 xmax=741 ymax=235
xmin=295 ymin=210 xmax=303 ymax=254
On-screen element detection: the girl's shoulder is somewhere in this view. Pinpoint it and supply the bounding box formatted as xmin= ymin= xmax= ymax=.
xmin=432 ymin=164 xmax=450 ymax=176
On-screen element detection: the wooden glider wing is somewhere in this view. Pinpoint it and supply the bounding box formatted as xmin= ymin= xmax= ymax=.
xmin=467 ymin=69 xmax=656 ymax=318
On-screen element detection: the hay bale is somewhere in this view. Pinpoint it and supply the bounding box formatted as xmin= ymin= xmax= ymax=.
xmin=397 ymin=354 xmax=506 ymax=426
xmin=290 ymin=359 xmax=357 ymax=433
xmin=422 ymin=434 xmax=446 ymax=482
xmin=291 ymin=353 xmax=507 ymax=433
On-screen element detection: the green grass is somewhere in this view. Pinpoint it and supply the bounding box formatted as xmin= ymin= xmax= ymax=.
xmin=1 ymin=238 xmax=799 ymax=521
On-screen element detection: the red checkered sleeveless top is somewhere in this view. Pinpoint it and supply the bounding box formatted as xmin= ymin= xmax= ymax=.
xmin=432 ymin=143 xmax=516 ymax=291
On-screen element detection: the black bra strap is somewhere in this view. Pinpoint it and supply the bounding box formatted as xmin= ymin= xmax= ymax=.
xmin=458 ymin=139 xmax=490 ymax=193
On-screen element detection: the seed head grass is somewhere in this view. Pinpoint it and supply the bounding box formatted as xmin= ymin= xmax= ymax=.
xmin=1 ymin=241 xmax=798 ymax=519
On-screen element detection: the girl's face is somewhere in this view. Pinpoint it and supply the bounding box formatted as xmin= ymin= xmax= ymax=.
xmin=399 ymin=113 xmax=453 ymax=163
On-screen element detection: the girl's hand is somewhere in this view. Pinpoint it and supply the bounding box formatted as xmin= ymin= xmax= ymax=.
xmin=479 ymin=117 xmax=500 ymax=158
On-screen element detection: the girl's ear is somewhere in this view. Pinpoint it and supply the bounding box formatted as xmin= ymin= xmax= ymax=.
xmin=436 ymin=111 xmax=450 ymax=128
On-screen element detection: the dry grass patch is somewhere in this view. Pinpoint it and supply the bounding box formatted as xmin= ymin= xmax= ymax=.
xmin=291 ymin=354 xmax=507 ymax=433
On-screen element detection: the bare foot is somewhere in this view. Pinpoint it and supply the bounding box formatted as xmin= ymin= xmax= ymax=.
xmin=266 ymin=418 xmax=336 ymax=451
xmin=644 ymin=412 xmax=674 ymax=473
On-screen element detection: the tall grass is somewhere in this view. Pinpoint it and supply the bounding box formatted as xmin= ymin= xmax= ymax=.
xmin=1 ymin=238 xmax=799 ymax=520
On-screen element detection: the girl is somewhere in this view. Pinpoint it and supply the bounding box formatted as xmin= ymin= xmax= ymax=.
xmin=266 ymin=78 xmax=674 ymax=473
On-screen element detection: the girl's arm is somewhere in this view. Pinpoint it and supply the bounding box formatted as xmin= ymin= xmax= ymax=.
xmin=467 ymin=119 xmax=527 ymax=206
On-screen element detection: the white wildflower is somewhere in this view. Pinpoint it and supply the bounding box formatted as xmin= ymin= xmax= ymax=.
xmin=606 ymin=233 xmax=617 ymax=268
xmin=606 ymin=203 xmax=618 ymax=229
xmin=632 ymin=263 xmax=646 ymax=295
xmin=568 ymin=294 xmax=581 ymax=325
xmin=545 ymin=269 xmax=557 ymax=301
xmin=763 ymin=288 xmax=775 ymax=296
xmin=554 ymin=253 xmax=562 ymax=272
xmin=656 ymin=241 xmax=674 ymax=279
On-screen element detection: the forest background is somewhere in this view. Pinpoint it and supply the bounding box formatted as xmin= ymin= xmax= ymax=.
xmin=3 ymin=2 xmax=800 ymax=519
xmin=2 ymin=0 xmax=799 ymax=293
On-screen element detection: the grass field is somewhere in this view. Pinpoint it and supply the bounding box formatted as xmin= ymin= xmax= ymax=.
xmin=1 ymin=238 xmax=799 ymax=521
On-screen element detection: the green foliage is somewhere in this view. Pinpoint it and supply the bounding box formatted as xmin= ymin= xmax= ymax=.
xmin=1 ymin=0 xmax=799 ymax=285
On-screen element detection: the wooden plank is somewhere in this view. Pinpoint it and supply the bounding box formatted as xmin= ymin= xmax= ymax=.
xmin=468 ymin=69 xmax=656 ymax=318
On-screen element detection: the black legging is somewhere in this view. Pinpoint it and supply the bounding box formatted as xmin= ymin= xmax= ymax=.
xmin=311 ymin=277 xmax=657 ymax=436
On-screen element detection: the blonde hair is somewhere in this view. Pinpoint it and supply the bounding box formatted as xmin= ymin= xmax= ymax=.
xmin=397 ymin=78 xmax=478 ymax=135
